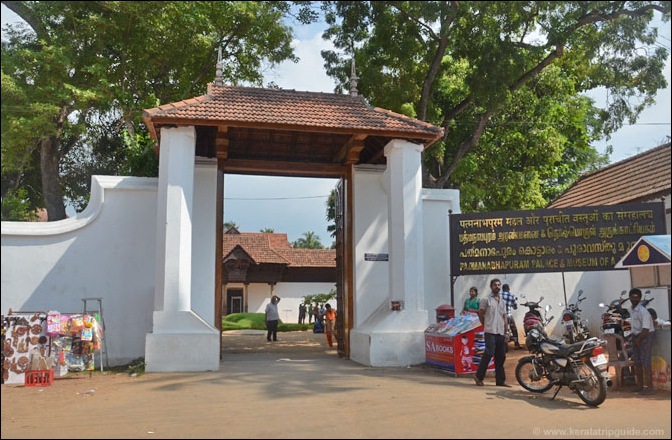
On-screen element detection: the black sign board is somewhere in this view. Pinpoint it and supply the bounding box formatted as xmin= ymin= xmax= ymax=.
xmin=449 ymin=203 xmax=665 ymax=275
xmin=365 ymin=253 xmax=389 ymax=261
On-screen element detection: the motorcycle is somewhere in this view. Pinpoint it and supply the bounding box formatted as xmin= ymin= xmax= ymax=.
xmin=515 ymin=323 xmax=610 ymax=407
xmin=641 ymin=290 xmax=658 ymax=321
xmin=600 ymin=290 xmax=656 ymax=338
xmin=559 ymin=289 xmax=590 ymax=344
xmin=599 ymin=290 xmax=631 ymax=339
xmin=520 ymin=294 xmax=554 ymax=336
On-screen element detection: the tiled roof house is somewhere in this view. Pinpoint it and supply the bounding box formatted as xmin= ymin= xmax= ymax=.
xmin=222 ymin=228 xmax=336 ymax=284
xmin=548 ymin=143 xmax=671 ymax=208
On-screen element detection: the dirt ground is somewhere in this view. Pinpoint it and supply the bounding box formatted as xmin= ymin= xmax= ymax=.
xmin=1 ymin=330 xmax=670 ymax=439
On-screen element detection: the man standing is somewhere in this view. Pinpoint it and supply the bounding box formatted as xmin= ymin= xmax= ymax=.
xmin=298 ymin=303 xmax=307 ymax=324
xmin=473 ymin=278 xmax=510 ymax=387
xmin=265 ymin=295 xmax=281 ymax=342
xmin=629 ymin=288 xmax=656 ymax=395
xmin=501 ymin=284 xmax=522 ymax=350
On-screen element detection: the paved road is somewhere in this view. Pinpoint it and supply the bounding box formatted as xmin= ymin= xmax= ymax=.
xmin=1 ymin=330 xmax=670 ymax=439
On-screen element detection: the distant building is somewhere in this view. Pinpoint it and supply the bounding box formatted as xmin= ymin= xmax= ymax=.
xmin=221 ymin=228 xmax=336 ymax=319
xmin=548 ymin=142 xmax=670 ymax=231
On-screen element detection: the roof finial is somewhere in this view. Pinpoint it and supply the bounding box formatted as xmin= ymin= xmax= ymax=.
xmin=214 ymin=47 xmax=224 ymax=88
xmin=349 ymin=57 xmax=359 ymax=96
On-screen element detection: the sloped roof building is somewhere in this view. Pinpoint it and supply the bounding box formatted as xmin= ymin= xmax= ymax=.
xmin=548 ymin=143 xmax=670 ymax=208
xmin=222 ymin=228 xmax=336 ymax=284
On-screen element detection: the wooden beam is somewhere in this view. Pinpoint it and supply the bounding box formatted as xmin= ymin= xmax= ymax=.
xmin=216 ymin=126 xmax=229 ymax=159
xmin=147 ymin=117 xmax=440 ymax=142
xmin=333 ymin=134 xmax=367 ymax=163
xmin=218 ymin=158 xmax=346 ymax=178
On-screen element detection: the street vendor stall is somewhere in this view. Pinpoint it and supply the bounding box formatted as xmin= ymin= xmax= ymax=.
xmin=615 ymin=234 xmax=671 ymax=392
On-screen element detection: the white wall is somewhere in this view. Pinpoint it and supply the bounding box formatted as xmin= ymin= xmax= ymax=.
xmin=1 ymin=176 xmax=158 ymax=366
xmin=3 ymin=171 xmax=666 ymax=369
xmin=422 ymin=188 xmax=461 ymax=316
xmin=226 ymin=281 xmax=336 ymax=323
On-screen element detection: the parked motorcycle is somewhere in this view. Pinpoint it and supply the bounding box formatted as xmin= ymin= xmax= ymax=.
xmin=599 ymin=290 xmax=631 ymax=338
xmin=559 ymin=289 xmax=590 ymax=344
xmin=641 ymin=290 xmax=658 ymax=321
xmin=520 ymin=294 xmax=554 ymax=336
xmin=515 ymin=323 xmax=610 ymax=407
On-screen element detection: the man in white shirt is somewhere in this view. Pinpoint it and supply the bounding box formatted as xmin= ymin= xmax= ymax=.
xmin=265 ymin=295 xmax=281 ymax=342
xmin=628 ymin=288 xmax=656 ymax=395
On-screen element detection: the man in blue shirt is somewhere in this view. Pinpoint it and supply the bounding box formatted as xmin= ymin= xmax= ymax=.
xmin=501 ymin=284 xmax=522 ymax=350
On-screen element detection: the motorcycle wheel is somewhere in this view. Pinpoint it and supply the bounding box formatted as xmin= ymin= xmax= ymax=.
xmin=574 ymin=362 xmax=607 ymax=407
xmin=515 ymin=357 xmax=553 ymax=393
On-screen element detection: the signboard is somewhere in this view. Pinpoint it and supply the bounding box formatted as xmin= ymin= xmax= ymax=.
xmin=365 ymin=253 xmax=389 ymax=261
xmin=449 ymin=203 xmax=665 ymax=275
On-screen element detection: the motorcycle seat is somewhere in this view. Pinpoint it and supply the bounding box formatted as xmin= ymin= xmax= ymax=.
xmin=547 ymin=338 xmax=599 ymax=357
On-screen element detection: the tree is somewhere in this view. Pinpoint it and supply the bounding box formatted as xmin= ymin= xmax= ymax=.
xmin=1 ymin=1 xmax=318 ymax=220
xmin=224 ymin=221 xmax=239 ymax=231
xmin=292 ymin=231 xmax=325 ymax=249
xmin=326 ymin=188 xmax=337 ymax=238
xmin=303 ymin=289 xmax=337 ymax=308
xmin=321 ymin=1 xmax=670 ymax=211
xmin=260 ymin=227 xmax=275 ymax=233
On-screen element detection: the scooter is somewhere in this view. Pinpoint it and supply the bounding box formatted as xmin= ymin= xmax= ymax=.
xmin=598 ymin=290 xmax=635 ymax=384
xmin=520 ymin=294 xmax=554 ymax=336
xmin=599 ymin=290 xmax=630 ymax=339
xmin=559 ymin=289 xmax=590 ymax=344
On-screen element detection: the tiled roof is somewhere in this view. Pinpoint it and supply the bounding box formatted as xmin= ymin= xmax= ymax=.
xmin=143 ymin=85 xmax=443 ymax=142
xmin=548 ymin=143 xmax=671 ymax=208
xmin=222 ymin=231 xmax=335 ymax=268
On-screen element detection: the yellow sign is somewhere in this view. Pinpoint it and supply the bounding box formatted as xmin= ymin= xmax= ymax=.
xmin=637 ymin=244 xmax=650 ymax=263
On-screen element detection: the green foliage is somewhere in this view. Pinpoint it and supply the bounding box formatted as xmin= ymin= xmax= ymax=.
xmin=222 ymin=312 xmax=312 ymax=332
xmin=0 ymin=188 xmax=38 ymax=221
xmin=1 ymin=1 xmax=318 ymax=220
xmin=118 ymin=131 xmax=159 ymax=178
xmin=126 ymin=357 xmax=146 ymax=376
xmin=321 ymin=1 xmax=670 ymax=211
xmin=326 ymin=189 xmax=337 ymax=238
xmin=302 ymin=289 xmax=337 ymax=308
xmin=292 ymin=231 xmax=325 ymax=249
xmin=224 ymin=221 xmax=238 ymax=231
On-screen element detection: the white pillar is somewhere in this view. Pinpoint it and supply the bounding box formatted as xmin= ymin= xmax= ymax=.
xmin=161 ymin=127 xmax=195 ymax=313
xmin=349 ymin=140 xmax=429 ymax=367
xmin=384 ymin=139 xmax=425 ymax=311
xmin=146 ymin=126 xmax=219 ymax=372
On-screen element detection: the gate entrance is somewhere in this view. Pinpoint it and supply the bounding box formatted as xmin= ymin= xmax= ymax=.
xmin=143 ymin=84 xmax=443 ymax=363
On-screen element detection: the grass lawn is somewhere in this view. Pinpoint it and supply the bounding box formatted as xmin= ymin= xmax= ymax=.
xmin=222 ymin=312 xmax=313 ymax=332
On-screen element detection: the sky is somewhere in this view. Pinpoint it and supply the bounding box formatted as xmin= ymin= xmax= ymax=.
xmin=2 ymin=6 xmax=670 ymax=247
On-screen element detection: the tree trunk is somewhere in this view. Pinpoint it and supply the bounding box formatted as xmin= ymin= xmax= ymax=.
xmin=40 ymin=137 xmax=66 ymax=221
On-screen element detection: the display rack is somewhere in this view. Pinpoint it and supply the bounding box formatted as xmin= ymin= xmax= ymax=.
xmin=82 ymin=298 xmax=109 ymax=371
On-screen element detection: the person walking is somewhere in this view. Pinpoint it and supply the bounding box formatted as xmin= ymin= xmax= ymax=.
xmin=308 ymin=303 xmax=314 ymax=323
xmin=629 ymin=288 xmax=656 ymax=395
xmin=501 ymin=284 xmax=522 ymax=349
xmin=473 ymin=278 xmax=510 ymax=387
xmin=265 ymin=295 xmax=281 ymax=342
xmin=323 ymin=303 xmax=336 ymax=347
